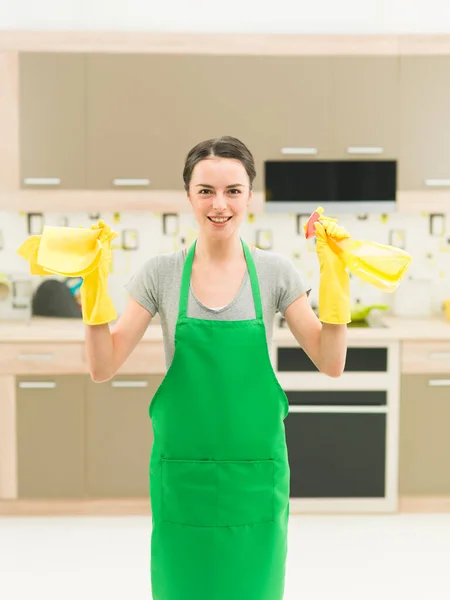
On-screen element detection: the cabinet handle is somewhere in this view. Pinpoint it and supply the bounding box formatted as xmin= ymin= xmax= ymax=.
xmin=429 ymin=353 xmax=450 ymax=360
xmin=428 ymin=379 xmax=450 ymax=387
xmin=111 ymin=380 xmax=149 ymax=388
xmin=288 ymin=405 xmax=387 ymax=414
xmin=112 ymin=179 xmax=150 ymax=187
xmin=346 ymin=146 xmax=384 ymax=155
xmin=281 ymin=147 xmax=318 ymax=155
xmin=19 ymin=353 xmax=54 ymax=361
xmin=424 ymin=179 xmax=450 ymax=187
xmin=23 ymin=178 xmax=61 ymax=185
xmin=18 ymin=382 xmax=56 ymax=389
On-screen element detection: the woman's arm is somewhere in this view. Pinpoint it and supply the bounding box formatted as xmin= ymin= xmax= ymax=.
xmin=284 ymin=294 xmax=347 ymax=378
xmin=85 ymin=296 xmax=153 ymax=383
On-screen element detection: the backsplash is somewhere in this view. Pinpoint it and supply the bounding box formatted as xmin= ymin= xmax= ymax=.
xmin=1 ymin=209 xmax=449 ymax=320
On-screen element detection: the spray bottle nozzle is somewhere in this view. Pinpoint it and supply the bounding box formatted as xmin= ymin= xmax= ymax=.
xmin=303 ymin=206 xmax=325 ymax=239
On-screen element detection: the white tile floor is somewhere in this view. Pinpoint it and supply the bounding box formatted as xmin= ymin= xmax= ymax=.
xmin=0 ymin=514 xmax=449 ymax=600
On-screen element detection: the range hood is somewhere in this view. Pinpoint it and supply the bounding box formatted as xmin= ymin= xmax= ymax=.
xmin=264 ymin=160 xmax=397 ymax=214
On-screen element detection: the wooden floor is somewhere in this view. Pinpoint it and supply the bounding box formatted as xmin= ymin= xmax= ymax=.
xmin=0 ymin=513 xmax=449 ymax=599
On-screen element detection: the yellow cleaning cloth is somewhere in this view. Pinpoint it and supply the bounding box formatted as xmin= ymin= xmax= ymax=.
xmin=17 ymin=221 xmax=119 ymax=325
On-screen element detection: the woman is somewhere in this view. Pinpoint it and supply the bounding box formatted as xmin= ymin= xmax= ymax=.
xmin=86 ymin=136 xmax=349 ymax=600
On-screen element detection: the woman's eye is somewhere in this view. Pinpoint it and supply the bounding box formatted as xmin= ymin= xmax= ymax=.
xmin=199 ymin=189 xmax=212 ymax=194
xmin=229 ymin=189 xmax=241 ymax=194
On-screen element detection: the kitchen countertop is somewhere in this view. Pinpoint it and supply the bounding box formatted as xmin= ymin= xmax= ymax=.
xmin=0 ymin=315 xmax=450 ymax=343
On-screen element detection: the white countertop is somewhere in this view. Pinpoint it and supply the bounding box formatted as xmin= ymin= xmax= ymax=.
xmin=1 ymin=315 xmax=450 ymax=343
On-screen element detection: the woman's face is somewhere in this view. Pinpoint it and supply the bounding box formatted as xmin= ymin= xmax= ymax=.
xmin=188 ymin=157 xmax=252 ymax=241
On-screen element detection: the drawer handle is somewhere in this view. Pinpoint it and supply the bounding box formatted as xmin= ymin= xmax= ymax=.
xmin=425 ymin=179 xmax=450 ymax=187
xmin=19 ymin=353 xmax=54 ymax=361
xmin=18 ymin=382 xmax=56 ymax=389
xmin=111 ymin=381 xmax=149 ymax=388
xmin=429 ymin=353 xmax=450 ymax=360
xmin=23 ymin=177 xmax=61 ymax=185
xmin=112 ymin=179 xmax=150 ymax=187
xmin=428 ymin=379 xmax=450 ymax=387
xmin=281 ymin=147 xmax=318 ymax=155
xmin=347 ymin=146 xmax=384 ymax=155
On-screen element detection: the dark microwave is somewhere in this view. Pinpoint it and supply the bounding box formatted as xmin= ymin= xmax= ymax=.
xmin=264 ymin=160 xmax=397 ymax=214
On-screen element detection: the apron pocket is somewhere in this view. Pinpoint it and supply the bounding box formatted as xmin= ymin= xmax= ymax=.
xmin=161 ymin=458 xmax=274 ymax=527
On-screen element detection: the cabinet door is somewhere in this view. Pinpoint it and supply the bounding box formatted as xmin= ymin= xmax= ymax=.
xmin=329 ymin=57 xmax=400 ymax=159
xmin=399 ymin=57 xmax=450 ymax=191
xmin=19 ymin=53 xmax=86 ymax=189
xmin=399 ymin=374 xmax=450 ymax=495
xmin=85 ymin=374 xmax=163 ymax=498
xmin=86 ymin=54 xmax=330 ymax=192
xmin=259 ymin=57 xmax=331 ymax=163
xmin=16 ymin=375 xmax=86 ymax=498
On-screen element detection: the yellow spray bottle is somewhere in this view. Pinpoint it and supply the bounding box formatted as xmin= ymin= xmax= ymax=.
xmin=304 ymin=206 xmax=412 ymax=293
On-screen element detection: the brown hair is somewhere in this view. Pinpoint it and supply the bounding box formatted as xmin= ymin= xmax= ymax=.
xmin=183 ymin=136 xmax=256 ymax=192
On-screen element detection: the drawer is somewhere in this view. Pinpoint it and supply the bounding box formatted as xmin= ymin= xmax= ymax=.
xmin=0 ymin=343 xmax=86 ymax=374
xmin=401 ymin=341 xmax=450 ymax=374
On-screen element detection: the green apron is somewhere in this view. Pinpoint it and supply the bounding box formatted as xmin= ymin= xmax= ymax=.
xmin=149 ymin=238 xmax=290 ymax=600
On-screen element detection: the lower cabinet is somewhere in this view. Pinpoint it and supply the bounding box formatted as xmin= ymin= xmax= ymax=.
xmin=15 ymin=373 xmax=163 ymax=499
xmin=399 ymin=373 xmax=450 ymax=495
xmin=16 ymin=375 xmax=86 ymax=498
xmin=85 ymin=375 xmax=163 ymax=497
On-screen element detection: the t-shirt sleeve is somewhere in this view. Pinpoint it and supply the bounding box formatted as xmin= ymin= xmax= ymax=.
xmin=124 ymin=255 xmax=159 ymax=316
xmin=276 ymin=256 xmax=311 ymax=316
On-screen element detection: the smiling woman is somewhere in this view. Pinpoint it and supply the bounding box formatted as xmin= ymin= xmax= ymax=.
xmin=182 ymin=136 xmax=256 ymax=243
xmin=79 ymin=135 xmax=349 ymax=600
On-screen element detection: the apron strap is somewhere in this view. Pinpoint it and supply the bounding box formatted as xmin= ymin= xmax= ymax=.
xmin=178 ymin=238 xmax=263 ymax=321
xmin=241 ymin=240 xmax=263 ymax=321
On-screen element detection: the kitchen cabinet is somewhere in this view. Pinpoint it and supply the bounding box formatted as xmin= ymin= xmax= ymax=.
xmin=19 ymin=53 xmax=86 ymax=189
xmin=399 ymin=373 xmax=450 ymax=495
xmin=86 ymin=54 xmax=330 ymax=192
xmin=328 ymin=57 xmax=400 ymax=159
xmin=399 ymin=56 xmax=450 ymax=191
xmin=259 ymin=57 xmax=331 ymax=162
xmin=85 ymin=374 xmax=163 ymax=497
xmin=16 ymin=375 xmax=86 ymax=498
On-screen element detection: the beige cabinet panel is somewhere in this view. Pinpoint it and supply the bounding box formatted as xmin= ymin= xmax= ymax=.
xmin=85 ymin=374 xmax=163 ymax=498
xmin=254 ymin=56 xmax=331 ymax=163
xmin=329 ymin=57 xmax=400 ymax=159
xmin=16 ymin=375 xmax=86 ymax=498
xmin=399 ymin=374 xmax=450 ymax=495
xmin=19 ymin=53 xmax=86 ymax=189
xmin=86 ymin=54 xmax=330 ymax=192
xmin=399 ymin=57 xmax=450 ymax=190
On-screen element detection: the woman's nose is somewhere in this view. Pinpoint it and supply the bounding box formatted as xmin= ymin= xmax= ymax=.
xmin=212 ymin=193 xmax=227 ymax=211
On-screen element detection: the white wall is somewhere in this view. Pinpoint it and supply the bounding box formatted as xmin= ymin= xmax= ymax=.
xmin=1 ymin=0 xmax=450 ymax=34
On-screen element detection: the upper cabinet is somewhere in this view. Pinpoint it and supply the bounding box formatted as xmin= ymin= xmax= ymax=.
xmin=255 ymin=57 xmax=331 ymax=163
xmin=19 ymin=53 xmax=86 ymax=189
xmin=12 ymin=49 xmax=450 ymax=203
xmin=328 ymin=57 xmax=400 ymax=160
xmin=85 ymin=54 xmax=331 ymax=192
xmin=399 ymin=56 xmax=450 ymax=191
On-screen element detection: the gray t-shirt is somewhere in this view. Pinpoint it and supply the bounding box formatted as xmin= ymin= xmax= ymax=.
xmin=125 ymin=246 xmax=310 ymax=369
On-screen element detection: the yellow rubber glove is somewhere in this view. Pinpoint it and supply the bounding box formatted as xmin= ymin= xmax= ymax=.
xmin=314 ymin=218 xmax=351 ymax=325
xmin=17 ymin=220 xmax=119 ymax=326
xmin=80 ymin=220 xmax=119 ymax=326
